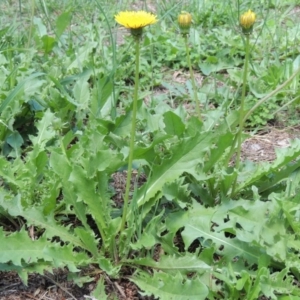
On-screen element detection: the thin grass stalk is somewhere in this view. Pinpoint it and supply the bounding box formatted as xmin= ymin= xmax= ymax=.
xmin=94 ymin=0 xmax=117 ymax=119
xmin=18 ymin=0 xmax=22 ymax=14
xmin=26 ymin=0 xmax=35 ymax=48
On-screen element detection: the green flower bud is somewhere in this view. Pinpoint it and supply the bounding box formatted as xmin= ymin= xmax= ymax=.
xmin=178 ymin=11 xmax=192 ymax=35
xmin=240 ymin=10 xmax=256 ymax=34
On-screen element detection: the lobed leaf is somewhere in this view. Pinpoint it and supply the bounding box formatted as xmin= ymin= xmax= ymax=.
xmin=29 ymin=109 xmax=56 ymax=148
xmin=1 ymin=194 xmax=86 ymax=250
xmin=135 ymin=132 xmax=213 ymax=207
xmin=126 ymin=254 xmax=211 ymax=274
xmin=43 ymin=243 xmax=90 ymax=272
xmin=131 ymin=271 xmax=208 ymax=300
xmin=0 ymin=227 xmax=49 ymax=266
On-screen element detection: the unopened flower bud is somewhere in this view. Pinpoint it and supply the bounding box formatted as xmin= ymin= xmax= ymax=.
xmin=240 ymin=10 xmax=256 ymax=34
xmin=178 ymin=11 xmax=192 ymax=35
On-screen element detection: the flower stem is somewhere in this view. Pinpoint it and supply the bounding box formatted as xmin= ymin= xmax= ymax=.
xmin=184 ymin=34 xmax=201 ymax=121
xmin=120 ymin=37 xmax=140 ymax=232
xmin=231 ymin=35 xmax=250 ymax=197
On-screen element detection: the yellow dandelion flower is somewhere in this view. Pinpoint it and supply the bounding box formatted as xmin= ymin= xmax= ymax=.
xmin=115 ymin=11 xmax=157 ymax=29
xmin=240 ymin=10 xmax=256 ymax=34
xmin=178 ymin=11 xmax=192 ymax=35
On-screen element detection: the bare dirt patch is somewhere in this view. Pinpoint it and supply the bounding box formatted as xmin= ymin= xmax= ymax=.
xmin=241 ymin=127 xmax=300 ymax=162
xmin=0 ymin=270 xmax=90 ymax=300
xmin=0 ymin=269 xmax=154 ymax=300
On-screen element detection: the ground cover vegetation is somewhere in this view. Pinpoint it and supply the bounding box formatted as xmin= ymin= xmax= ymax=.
xmin=1 ymin=0 xmax=300 ymax=299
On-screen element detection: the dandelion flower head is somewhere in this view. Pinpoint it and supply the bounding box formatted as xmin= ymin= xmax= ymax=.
xmin=115 ymin=11 xmax=157 ymax=29
xmin=178 ymin=11 xmax=192 ymax=35
xmin=178 ymin=11 xmax=192 ymax=29
xmin=240 ymin=10 xmax=256 ymax=29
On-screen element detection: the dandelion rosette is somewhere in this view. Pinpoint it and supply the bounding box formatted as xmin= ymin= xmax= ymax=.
xmin=115 ymin=11 xmax=157 ymax=37
xmin=240 ymin=10 xmax=256 ymax=34
xmin=178 ymin=11 xmax=192 ymax=35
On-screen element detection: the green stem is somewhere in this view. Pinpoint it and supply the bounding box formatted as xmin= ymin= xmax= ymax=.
xmin=184 ymin=34 xmax=201 ymax=121
xmin=120 ymin=37 xmax=140 ymax=232
xmin=231 ymin=35 xmax=250 ymax=197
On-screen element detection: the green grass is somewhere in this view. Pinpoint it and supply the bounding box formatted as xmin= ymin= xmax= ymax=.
xmin=1 ymin=0 xmax=300 ymax=299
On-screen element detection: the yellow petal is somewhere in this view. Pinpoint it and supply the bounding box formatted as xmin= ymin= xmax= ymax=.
xmin=115 ymin=11 xmax=157 ymax=29
xmin=240 ymin=9 xmax=256 ymax=29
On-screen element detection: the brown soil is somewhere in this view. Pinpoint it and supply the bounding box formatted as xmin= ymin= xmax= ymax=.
xmin=241 ymin=126 xmax=300 ymax=162
xmin=0 ymin=270 xmax=90 ymax=300
xmin=0 ymin=269 xmax=153 ymax=300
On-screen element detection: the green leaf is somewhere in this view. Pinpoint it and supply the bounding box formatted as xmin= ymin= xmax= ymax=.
xmin=1 ymin=194 xmax=86 ymax=250
xmin=127 ymin=254 xmax=211 ymax=274
xmin=91 ymin=74 xmax=114 ymax=117
xmin=33 ymin=17 xmax=47 ymax=37
xmin=236 ymin=270 xmax=250 ymax=291
xmin=98 ymin=257 xmax=121 ymax=277
xmin=174 ymin=198 xmax=290 ymax=266
xmin=165 ymin=201 xmax=261 ymax=265
xmin=0 ymin=228 xmax=49 ymax=266
xmin=67 ymin=41 xmax=97 ymax=71
xmin=0 ymin=262 xmax=52 ymax=285
xmin=28 ymin=99 xmax=45 ymax=111
xmin=68 ymin=165 xmax=108 ymax=234
xmin=182 ymin=212 xmax=261 ymax=264
xmin=135 ymin=131 xmax=213 ymax=207
xmin=80 ymin=149 xmax=121 ymax=177
xmin=74 ymin=227 xmax=99 ymax=257
xmin=260 ymin=268 xmax=296 ymax=299
xmin=0 ymin=157 xmax=19 ymax=188
xmin=56 ymin=11 xmax=72 ymax=38
xmin=131 ymin=271 xmax=208 ymax=300
xmin=247 ymin=267 xmax=269 ymax=300
xmin=24 ymin=78 xmax=46 ymax=97
xmin=48 ymin=74 xmax=79 ymax=106
xmin=49 ymin=149 xmax=72 ymax=182
xmin=50 ymin=149 xmax=90 ymax=229
xmin=163 ymin=111 xmax=185 ymax=136
xmin=203 ymin=131 xmax=235 ymax=173
xmin=0 ymin=72 xmax=45 ymax=114
xmin=41 ymin=35 xmax=56 ymax=53
xmin=199 ymin=58 xmax=233 ymax=76
xmin=236 ymin=139 xmax=300 ymax=194
xmin=29 ymin=109 xmax=56 ymax=148
xmin=91 ymin=276 xmax=108 ymax=300
xmin=68 ymin=273 xmax=94 ymax=287
xmin=6 ymin=131 xmax=24 ymax=155
xmin=73 ymin=77 xmax=90 ymax=109
xmin=43 ymin=243 xmax=90 ymax=272
xmin=113 ymin=111 xmax=132 ymax=136
xmin=134 ymin=122 xmax=235 ymax=210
